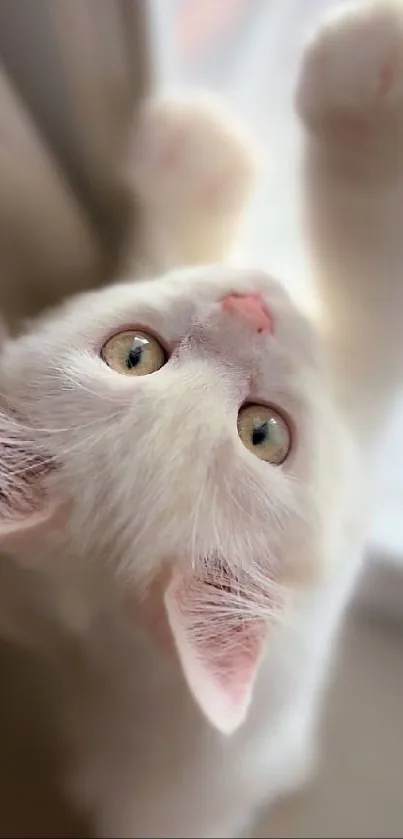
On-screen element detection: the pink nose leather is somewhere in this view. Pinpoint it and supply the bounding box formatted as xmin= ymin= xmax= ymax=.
xmin=220 ymin=292 xmax=272 ymax=333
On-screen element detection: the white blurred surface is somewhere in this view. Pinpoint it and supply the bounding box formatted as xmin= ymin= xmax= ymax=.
xmin=255 ymin=608 xmax=403 ymax=838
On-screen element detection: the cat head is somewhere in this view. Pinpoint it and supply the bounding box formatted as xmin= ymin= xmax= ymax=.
xmin=0 ymin=264 xmax=347 ymax=733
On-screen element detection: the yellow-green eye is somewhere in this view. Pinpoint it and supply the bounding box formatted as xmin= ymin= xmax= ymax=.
xmin=101 ymin=330 xmax=166 ymax=376
xmin=237 ymin=404 xmax=291 ymax=465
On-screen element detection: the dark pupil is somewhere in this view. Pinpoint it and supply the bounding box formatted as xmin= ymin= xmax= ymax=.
xmin=252 ymin=421 xmax=268 ymax=446
xmin=126 ymin=344 xmax=143 ymax=369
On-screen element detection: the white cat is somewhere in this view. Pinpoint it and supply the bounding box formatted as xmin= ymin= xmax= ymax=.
xmin=0 ymin=1 xmax=402 ymax=836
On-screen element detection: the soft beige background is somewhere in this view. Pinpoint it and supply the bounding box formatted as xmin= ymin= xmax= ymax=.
xmin=256 ymin=606 xmax=403 ymax=838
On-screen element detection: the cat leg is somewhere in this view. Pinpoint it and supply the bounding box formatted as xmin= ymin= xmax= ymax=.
xmin=124 ymin=94 xmax=258 ymax=271
xmin=297 ymin=0 xmax=403 ymax=445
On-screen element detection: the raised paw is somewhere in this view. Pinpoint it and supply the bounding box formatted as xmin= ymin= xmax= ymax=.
xmin=127 ymin=94 xmax=258 ymax=265
xmin=296 ymin=0 xmax=403 ymax=135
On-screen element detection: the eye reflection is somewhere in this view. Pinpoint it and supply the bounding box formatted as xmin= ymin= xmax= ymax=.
xmin=101 ymin=330 xmax=166 ymax=376
xmin=237 ymin=404 xmax=291 ymax=464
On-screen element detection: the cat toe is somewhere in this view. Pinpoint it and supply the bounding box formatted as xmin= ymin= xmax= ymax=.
xmin=296 ymin=0 xmax=403 ymax=134
xmin=128 ymin=95 xmax=258 ymax=218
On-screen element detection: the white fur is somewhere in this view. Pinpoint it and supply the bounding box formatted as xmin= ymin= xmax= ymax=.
xmin=123 ymin=92 xmax=259 ymax=274
xmin=0 ymin=2 xmax=402 ymax=835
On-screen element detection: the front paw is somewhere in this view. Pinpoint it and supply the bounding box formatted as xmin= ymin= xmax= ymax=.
xmin=128 ymin=94 xmax=258 ymax=222
xmin=297 ymin=0 xmax=403 ymax=136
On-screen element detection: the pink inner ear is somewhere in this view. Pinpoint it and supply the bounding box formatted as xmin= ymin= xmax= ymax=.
xmin=164 ymin=569 xmax=268 ymax=735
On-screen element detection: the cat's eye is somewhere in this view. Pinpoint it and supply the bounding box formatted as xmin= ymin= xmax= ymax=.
xmin=101 ymin=330 xmax=166 ymax=376
xmin=237 ymin=404 xmax=291 ymax=465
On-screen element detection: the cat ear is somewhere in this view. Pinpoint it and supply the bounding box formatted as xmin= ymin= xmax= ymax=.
xmin=0 ymin=409 xmax=58 ymax=550
xmin=164 ymin=571 xmax=268 ymax=735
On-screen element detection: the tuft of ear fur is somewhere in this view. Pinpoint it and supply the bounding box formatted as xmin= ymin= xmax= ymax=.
xmin=165 ymin=563 xmax=283 ymax=735
xmin=0 ymin=408 xmax=58 ymax=548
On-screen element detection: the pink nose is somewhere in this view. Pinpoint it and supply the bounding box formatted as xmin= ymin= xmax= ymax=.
xmin=220 ymin=292 xmax=272 ymax=334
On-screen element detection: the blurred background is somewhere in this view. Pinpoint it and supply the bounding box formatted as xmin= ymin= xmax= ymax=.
xmin=0 ymin=0 xmax=402 ymax=836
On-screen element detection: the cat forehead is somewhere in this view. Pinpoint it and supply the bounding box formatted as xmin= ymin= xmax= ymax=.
xmin=19 ymin=264 xmax=318 ymax=362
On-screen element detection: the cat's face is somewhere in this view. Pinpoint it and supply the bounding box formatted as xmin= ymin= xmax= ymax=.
xmin=0 ymin=265 xmax=346 ymax=733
